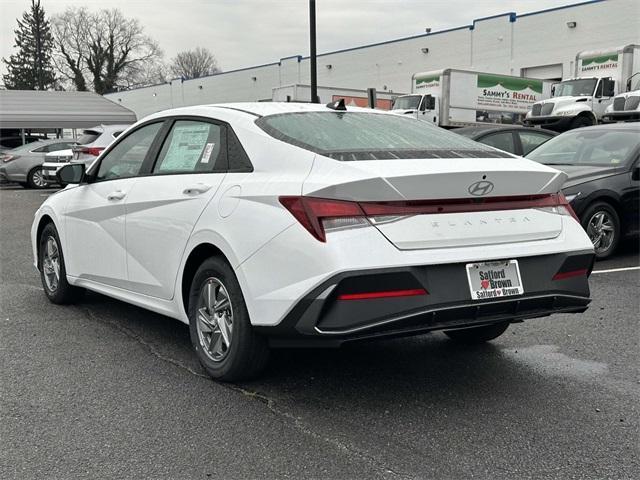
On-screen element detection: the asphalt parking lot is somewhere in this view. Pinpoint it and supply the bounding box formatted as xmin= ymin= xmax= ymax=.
xmin=1 ymin=185 xmax=638 ymax=480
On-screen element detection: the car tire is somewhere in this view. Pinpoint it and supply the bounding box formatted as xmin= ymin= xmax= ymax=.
xmin=27 ymin=166 xmax=47 ymax=189
xmin=39 ymin=222 xmax=85 ymax=304
xmin=580 ymin=201 xmax=620 ymax=259
xmin=188 ymin=256 xmax=270 ymax=381
xmin=444 ymin=322 xmax=510 ymax=344
xmin=570 ymin=115 xmax=594 ymax=129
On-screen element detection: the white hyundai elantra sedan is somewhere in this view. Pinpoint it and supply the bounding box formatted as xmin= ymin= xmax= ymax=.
xmin=31 ymin=102 xmax=595 ymax=380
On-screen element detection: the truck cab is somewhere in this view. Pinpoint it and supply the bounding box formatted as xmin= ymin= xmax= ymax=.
xmin=391 ymin=94 xmax=439 ymax=124
xmin=603 ymin=72 xmax=640 ymax=123
xmin=525 ymin=76 xmax=616 ymax=131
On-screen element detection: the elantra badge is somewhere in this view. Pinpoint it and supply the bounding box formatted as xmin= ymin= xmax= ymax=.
xmin=468 ymin=180 xmax=494 ymax=196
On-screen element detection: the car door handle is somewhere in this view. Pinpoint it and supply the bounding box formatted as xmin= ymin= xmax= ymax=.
xmin=183 ymin=183 xmax=212 ymax=195
xmin=107 ymin=190 xmax=126 ymax=201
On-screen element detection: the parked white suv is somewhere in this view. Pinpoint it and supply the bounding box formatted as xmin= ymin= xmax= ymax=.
xmin=42 ymin=124 xmax=130 ymax=184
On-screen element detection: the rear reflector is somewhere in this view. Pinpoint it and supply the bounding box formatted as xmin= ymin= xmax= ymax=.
xmin=280 ymin=193 xmax=578 ymax=242
xmin=337 ymin=288 xmax=428 ymax=300
xmin=552 ymin=269 xmax=588 ymax=281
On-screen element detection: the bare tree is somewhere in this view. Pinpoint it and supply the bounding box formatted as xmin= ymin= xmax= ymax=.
xmin=51 ymin=7 xmax=90 ymax=91
xmin=52 ymin=8 xmax=163 ymax=93
xmin=169 ymin=47 xmax=221 ymax=80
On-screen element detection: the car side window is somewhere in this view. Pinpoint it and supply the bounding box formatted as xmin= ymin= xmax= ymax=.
xmin=479 ymin=132 xmax=515 ymax=154
xmin=153 ymin=120 xmax=225 ymax=174
xmin=96 ymin=122 xmax=162 ymax=181
xmin=519 ymin=131 xmax=553 ymax=156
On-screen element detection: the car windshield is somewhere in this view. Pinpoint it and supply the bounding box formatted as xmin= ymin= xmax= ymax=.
xmin=631 ymin=75 xmax=640 ymax=91
xmin=257 ymin=112 xmax=507 ymax=160
xmin=553 ymin=79 xmax=597 ymax=97
xmin=392 ymin=95 xmax=421 ymax=110
xmin=527 ymin=128 xmax=639 ymax=166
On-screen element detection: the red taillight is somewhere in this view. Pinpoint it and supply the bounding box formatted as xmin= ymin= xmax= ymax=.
xmin=280 ymin=193 xmax=578 ymax=242
xmin=79 ymin=146 xmax=105 ymax=156
xmin=552 ymin=269 xmax=588 ymax=281
xmin=279 ymin=196 xmax=364 ymax=242
xmin=338 ymin=288 xmax=428 ymax=300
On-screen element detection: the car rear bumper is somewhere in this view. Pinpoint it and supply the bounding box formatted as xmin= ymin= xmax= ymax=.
xmin=255 ymin=250 xmax=594 ymax=347
xmin=42 ymin=162 xmax=67 ymax=182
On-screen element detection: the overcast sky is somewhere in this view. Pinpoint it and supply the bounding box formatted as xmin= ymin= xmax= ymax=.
xmin=1 ymin=0 xmax=578 ymax=76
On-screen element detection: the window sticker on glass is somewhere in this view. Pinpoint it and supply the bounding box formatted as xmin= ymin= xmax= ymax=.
xmin=200 ymin=142 xmax=216 ymax=163
xmin=158 ymin=123 xmax=210 ymax=172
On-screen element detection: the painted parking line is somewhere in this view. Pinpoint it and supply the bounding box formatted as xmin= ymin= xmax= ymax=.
xmin=592 ymin=266 xmax=640 ymax=274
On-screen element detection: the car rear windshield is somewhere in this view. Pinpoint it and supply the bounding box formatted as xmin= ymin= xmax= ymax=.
xmin=257 ymin=112 xmax=510 ymax=160
xmin=76 ymin=130 xmax=101 ymax=145
xmin=527 ymin=128 xmax=639 ymax=166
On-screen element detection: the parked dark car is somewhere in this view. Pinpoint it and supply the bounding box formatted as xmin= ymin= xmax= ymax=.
xmin=455 ymin=125 xmax=557 ymax=156
xmin=527 ymin=123 xmax=639 ymax=259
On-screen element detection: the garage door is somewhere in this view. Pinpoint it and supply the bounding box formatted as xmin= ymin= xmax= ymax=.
xmin=521 ymin=64 xmax=563 ymax=80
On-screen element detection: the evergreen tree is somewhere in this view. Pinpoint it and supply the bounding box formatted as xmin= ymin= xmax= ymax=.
xmin=2 ymin=0 xmax=56 ymax=90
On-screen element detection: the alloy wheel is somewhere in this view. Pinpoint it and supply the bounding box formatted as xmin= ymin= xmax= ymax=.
xmin=586 ymin=211 xmax=615 ymax=255
xmin=196 ymin=277 xmax=234 ymax=362
xmin=42 ymin=236 xmax=61 ymax=292
xmin=31 ymin=168 xmax=46 ymax=188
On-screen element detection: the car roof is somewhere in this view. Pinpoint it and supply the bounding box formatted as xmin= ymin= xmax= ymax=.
xmin=153 ymin=102 xmax=393 ymax=120
xmin=455 ymin=125 xmax=557 ymax=137
xmin=567 ymin=122 xmax=640 ymax=132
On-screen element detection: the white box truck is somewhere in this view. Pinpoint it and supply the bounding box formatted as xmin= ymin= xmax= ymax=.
xmin=603 ymin=72 xmax=640 ymax=123
xmin=526 ymin=44 xmax=640 ymax=130
xmin=272 ymin=84 xmax=401 ymax=109
xmin=391 ymin=68 xmax=553 ymax=127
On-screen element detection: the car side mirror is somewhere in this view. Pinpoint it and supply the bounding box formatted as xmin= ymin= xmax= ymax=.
xmin=632 ymin=165 xmax=640 ymax=181
xmin=57 ymin=163 xmax=85 ymax=185
xmin=551 ymin=84 xmax=556 ymax=96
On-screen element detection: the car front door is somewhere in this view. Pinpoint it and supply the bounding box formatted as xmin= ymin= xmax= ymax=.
xmin=124 ymin=118 xmax=228 ymax=299
xmin=622 ymin=157 xmax=639 ymax=234
xmin=62 ymin=122 xmax=164 ymax=288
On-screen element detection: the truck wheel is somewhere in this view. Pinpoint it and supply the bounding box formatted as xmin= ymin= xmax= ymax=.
xmin=188 ymin=256 xmax=270 ymax=381
xmin=444 ymin=322 xmax=510 ymax=344
xmin=581 ymin=201 xmax=620 ymax=259
xmin=570 ymin=115 xmax=593 ymax=129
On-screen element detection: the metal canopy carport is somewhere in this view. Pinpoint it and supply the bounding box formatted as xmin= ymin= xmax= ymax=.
xmin=0 ymin=90 xmax=137 ymax=129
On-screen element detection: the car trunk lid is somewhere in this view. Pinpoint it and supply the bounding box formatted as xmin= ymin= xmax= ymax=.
xmin=302 ymin=156 xmax=567 ymax=249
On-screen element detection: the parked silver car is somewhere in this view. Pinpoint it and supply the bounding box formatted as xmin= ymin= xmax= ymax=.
xmin=0 ymin=139 xmax=76 ymax=188
xmin=42 ymin=124 xmax=130 ymax=183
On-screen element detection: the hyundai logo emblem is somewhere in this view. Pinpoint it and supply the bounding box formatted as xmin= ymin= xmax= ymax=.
xmin=468 ymin=180 xmax=494 ymax=196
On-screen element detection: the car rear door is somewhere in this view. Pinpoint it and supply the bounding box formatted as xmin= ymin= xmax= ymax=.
xmin=124 ymin=118 xmax=228 ymax=299
xmin=477 ymin=131 xmax=518 ymax=155
xmin=63 ymin=122 xmax=164 ymax=288
xmin=518 ymin=130 xmax=554 ymax=156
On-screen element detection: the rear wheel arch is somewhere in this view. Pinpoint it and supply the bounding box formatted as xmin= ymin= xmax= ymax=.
xmin=181 ymin=243 xmax=232 ymax=315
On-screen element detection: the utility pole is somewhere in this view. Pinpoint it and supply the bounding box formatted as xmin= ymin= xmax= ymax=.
xmin=309 ymin=0 xmax=318 ymax=103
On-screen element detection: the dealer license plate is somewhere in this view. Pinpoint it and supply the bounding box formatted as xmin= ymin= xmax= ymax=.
xmin=466 ymin=260 xmax=524 ymax=300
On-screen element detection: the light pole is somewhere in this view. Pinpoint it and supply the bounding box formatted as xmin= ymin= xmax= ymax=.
xmin=309 ymin=0 xmax=318 ymax=103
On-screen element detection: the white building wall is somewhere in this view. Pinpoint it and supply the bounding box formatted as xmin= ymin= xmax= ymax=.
xmin=106 ymin=0 xmax=640 ymax=118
